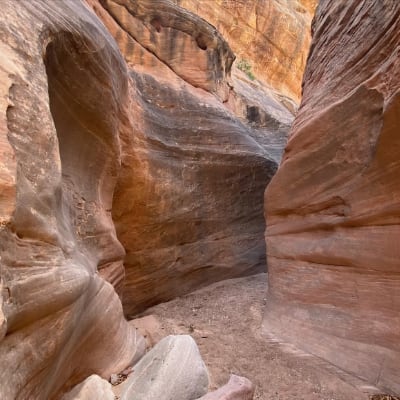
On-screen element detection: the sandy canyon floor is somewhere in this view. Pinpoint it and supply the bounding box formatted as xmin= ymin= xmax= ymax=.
xmin=132 ymin=273 xmax=381 ymax=400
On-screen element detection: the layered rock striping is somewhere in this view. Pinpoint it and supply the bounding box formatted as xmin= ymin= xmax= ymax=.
xmin=0 ymin=1 xmax=145 ymax=398
xmin=264 ymin=1 xmax=400 ymax=394
xmin=89 ymin=0 xmax=292 ymax=315
xmin=0 ymin=0 xmax=297 ymax=397
xmin=173 ymin=0 xmax=317 ymax=102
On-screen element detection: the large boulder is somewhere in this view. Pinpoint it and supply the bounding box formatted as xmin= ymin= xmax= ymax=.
xmin=264 ymin=0 xmax=400 ymax=395
xmin=118 ymin=335 xmax=209 ymax=400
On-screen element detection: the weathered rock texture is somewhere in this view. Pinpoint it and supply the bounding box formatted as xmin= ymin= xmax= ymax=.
xmin=1 ymin=0 xmax=294 ymax=397
xmin=264 ymin=1 xmax=400 ymax=395
xmin=91 ymin=0 xmax=235 ymax=101
xmin=0 ymin=1 xmax=145 ymax=398
xmin=88 ymin=0 xmax=290 ymax=315
xmin=117 ymin=335 xmax=209 ymax=400
xmin=173 ymin=0 xmax=317 ymax=101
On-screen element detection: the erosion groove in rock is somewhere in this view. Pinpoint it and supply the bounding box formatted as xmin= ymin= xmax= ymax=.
xmin=173 ymin=0 xmax=317 ymax=101
xmin=87 ymin=0 xmax=288 ymax=315
xmin=94 ymin=0 xmax=235 ymax=101
xmin=264 ymin=0 xmax=400 ymax=395
xmin=118 ymin=335 xmax=209 ymax=400
xmin=0 ymin=1 xmax=145 ymax=399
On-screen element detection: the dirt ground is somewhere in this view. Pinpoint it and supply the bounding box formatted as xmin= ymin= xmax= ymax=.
xmin=133 ymin=273 xmax=383 ymax=400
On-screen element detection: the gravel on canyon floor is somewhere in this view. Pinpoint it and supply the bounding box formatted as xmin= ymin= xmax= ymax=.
xmin=136 ymin=273 xmax=378 ymax=400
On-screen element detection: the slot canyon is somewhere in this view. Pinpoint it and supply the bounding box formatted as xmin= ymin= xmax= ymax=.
xmin=0 ymin=0 xmax=398 ymax=399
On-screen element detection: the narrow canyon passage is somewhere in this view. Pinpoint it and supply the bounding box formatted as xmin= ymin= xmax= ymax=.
xmin=1 ymin=0 xmax=399 ymax=398
xmin=136 ymin=274 xmax=370 ymax=400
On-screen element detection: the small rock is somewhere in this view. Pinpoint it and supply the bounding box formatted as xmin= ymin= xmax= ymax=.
xmin=195 ymin=374 xmax=255 ymax=400
xmin=110 ymin=374 xmax=120 ymax=386
xmin=110 ymin=367 xmax=134 ymax=386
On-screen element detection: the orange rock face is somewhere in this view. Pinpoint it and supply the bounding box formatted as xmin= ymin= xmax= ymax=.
xmin=0 ymin=1 xmax=145 ymax=398
xmin=88 ymin=0 xmax=292 ymax=315
xmin=0 ymin=0 xmax=319 ymax=396
xmin=1 ymin=0 xmax=295 ymax=396
xmin=264 ymin=1 xmax=400 ymax=395
xmin=173 ymin=0 xmax=317 ymax=102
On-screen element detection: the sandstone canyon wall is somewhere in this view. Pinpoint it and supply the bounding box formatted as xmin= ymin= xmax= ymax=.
xmin=0 ymin=1 xmax=147 ymax=398
xmin=0 ymin=0 xmax=301 ymax=397
xmin=88 ymin=0 xmax=294 ymax=315
xmin=264 ymin=0 xmax=400 ymax=395
xmin=173 ymin=0 xmax=317 ymax=102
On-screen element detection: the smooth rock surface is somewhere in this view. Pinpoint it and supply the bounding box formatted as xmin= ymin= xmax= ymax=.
xmin=118 ymin=335 xmax=209 ymax=400
xmin=0 ymin=0 xmax=302 ymax=397
xmin=88 ymin=0 xmax=289 ymax=315
xmin=62 ymin=375 xmax=115 ymax=400
xmin=264 ymin=0 xmax=400 ymax=395
xmin=173 ymin=0 xmax=317 ymax=101
xmin=0 ymin=1 xmax=145 ymax=398
xmin=196 ymin=375 xmax=254 ymax=400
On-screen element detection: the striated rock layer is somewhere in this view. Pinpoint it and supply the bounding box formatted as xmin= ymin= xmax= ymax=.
xmin=173 ymin=0 xmax=317 ymax=102
xmin=264 ymin=0 xmax=400 ymax=395
xmin=0 ymin=1 xmax=145 ymax=399
xmin=88 ymin=0 xmax=290 ymax=315
xmin=1 ymin=0 xmax=293 ymax=396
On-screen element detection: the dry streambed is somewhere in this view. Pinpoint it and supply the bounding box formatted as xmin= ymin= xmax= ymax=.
xmin=133 ymin=273 xmax=382 ymax=400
